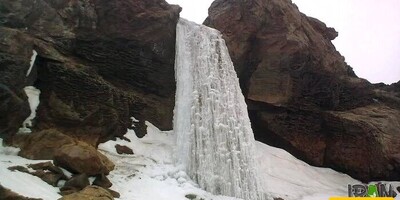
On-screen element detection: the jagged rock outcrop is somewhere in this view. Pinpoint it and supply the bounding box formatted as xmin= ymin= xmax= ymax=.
xmin=205 ymin=0 xmax=400 ymax=181
xmin=8 ymin=162 xmax=67 ymax=186
xmin=0 ymin=0 xmax=181 ymax=145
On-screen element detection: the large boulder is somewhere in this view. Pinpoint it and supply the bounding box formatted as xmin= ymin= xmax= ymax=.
xmin=14 ymin=129 xmax=114 ymax=176
xmin=0 ymin=0 xmax=181 ymax=145
xmin=58 ymin=185 xmax=113 ymax=200
xmin=17 ymin=129 xmax=75 ymax=159
xmin=205 ymin=0 xmax=400 ymax=181
xmin=54 ymin=141 xmax=114 ymax=176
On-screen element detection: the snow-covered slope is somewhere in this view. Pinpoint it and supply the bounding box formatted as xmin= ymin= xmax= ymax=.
xmin=99 ymin=122 xmax=400 ymax=200
xmin=0 ymin=139 xmax=61 ymax=199
xmin=258 ymin=142 xmax=357 ymax=200
xmin=99 ymin=122 xmax=240 ymax=200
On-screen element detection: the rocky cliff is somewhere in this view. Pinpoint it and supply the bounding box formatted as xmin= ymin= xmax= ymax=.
xmin=1 ymin=0 xmax=399 ymax=186
xmin=205 ymin=0 xmax=400 ymax=181
xmin=0 ymin=0 xmax=181 ymax=145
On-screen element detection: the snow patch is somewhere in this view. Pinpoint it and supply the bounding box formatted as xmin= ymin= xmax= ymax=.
xmin=18 ymin=86 xmax=40 ymax=134
xmin=256 ymin=142 xmax=400 ymax=200
xmin=130 ymin=116 xmax=139 ymax=123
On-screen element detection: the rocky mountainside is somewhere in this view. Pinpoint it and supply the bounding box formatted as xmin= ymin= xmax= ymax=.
xmin=0 ymin=0 xmax=181 ymax=198
xmin=0 ymin=0 xmax=181 ymax=145
xmin=0 ymin=0 xmax=399 ymax=194
xmin=205 ymin=0 xmax=400 ymax=181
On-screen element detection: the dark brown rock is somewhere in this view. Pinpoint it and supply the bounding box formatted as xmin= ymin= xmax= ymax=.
xmin=115 ymin=144 xmax=134 ymax=155
xmin=28 ymin=161 xmax=65 ymax=177
xmin=53 ymin=141 xmax=114 ymax=176
xmin=63 ymin=174 xmax=90 ymax=191
xmin=59 ymin=186 xmax=79 ymax=196
xmin=205 ymin=0 xmax=400 ymax=181
xmin=13 ymin=129 xmax=114 ymax=176
xmin=0 ymin=27 xmax=35 ymax=140
xmin=17 ymin=129 xmax=75 ymax=160
xmin=323 ymin=105 xmax=400 ymax=181
xmin=105 ymin=188 xmax=120 ymax=198
xmin=0 ymin=0 xmax=181 ymax=145
xmin=307 ymin=17 xmax=338 ymax=41
xmin=30 ymin=170 xmax=64 ymax=186
xmin=8 ymin=165 xmax=30 ymax=173
xmin=205 ymin=0 xmax=369 ymax=110
xmin=8 ymin=163 xmax=66 ymax=186
xmin=93 ymin=174 xmax=112 ymax=189
xmin=0 ymin=184 xmax=41 ymax=200
xmin=58 ymin=185 xmax=114 ymax=200
xmin=31 ymin=161 xmax=67 ymax=185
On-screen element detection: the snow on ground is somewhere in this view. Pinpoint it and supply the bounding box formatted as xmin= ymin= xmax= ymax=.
xmin=1 ymin=122 xmax=400 ymax=200
xmin=100 ymin=121 xmax=400 ymax=200
xmin=257 ymin=143 xmax=400 ymax=200
xmin=0 ymin=138 xmax=61 ymax=199
xmin=258 ymin=142 xmax=356 ymax=200
xmin=99 ymin=121 xmax=240 ymax=200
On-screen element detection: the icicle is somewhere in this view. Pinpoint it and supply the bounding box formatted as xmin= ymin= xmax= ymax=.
xmin=174 ymin=18 xmax=266 ymax=200
xmin=26 ymin=50 xmax=37 ymax=77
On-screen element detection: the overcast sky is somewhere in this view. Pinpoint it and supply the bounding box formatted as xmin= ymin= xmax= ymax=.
xmin=166 ymin=0 xmax=400 ymax=84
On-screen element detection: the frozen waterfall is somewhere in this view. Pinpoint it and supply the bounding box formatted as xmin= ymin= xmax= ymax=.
xmin=174 ymin=18 xmax=265 ymax=200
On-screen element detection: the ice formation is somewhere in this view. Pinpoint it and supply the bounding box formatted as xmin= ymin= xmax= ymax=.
xmin=26 ymin=50 xmax=37 ymax=77
xmin=174 ymin=18 xmax=265 ymax=200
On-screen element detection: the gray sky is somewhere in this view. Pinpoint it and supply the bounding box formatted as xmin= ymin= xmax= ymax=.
xmin=166 ymin=0 xmax=400 ymax=84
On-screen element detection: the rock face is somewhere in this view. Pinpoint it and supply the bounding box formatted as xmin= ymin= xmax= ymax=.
xmin=0 ymin=0 xmax=181 ymax=145
xmin=205 ymin=0 xmax=400 ymax=181
xmin=0 ymin=28 xmax=32 ymax=139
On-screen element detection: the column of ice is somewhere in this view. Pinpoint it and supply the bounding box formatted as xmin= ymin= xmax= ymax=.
xmin=174 ymin=18 xmax=265 ymax=200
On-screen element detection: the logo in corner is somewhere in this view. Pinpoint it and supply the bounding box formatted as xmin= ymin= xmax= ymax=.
xmin=348 ymin=183 xmax=397 ymax=197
